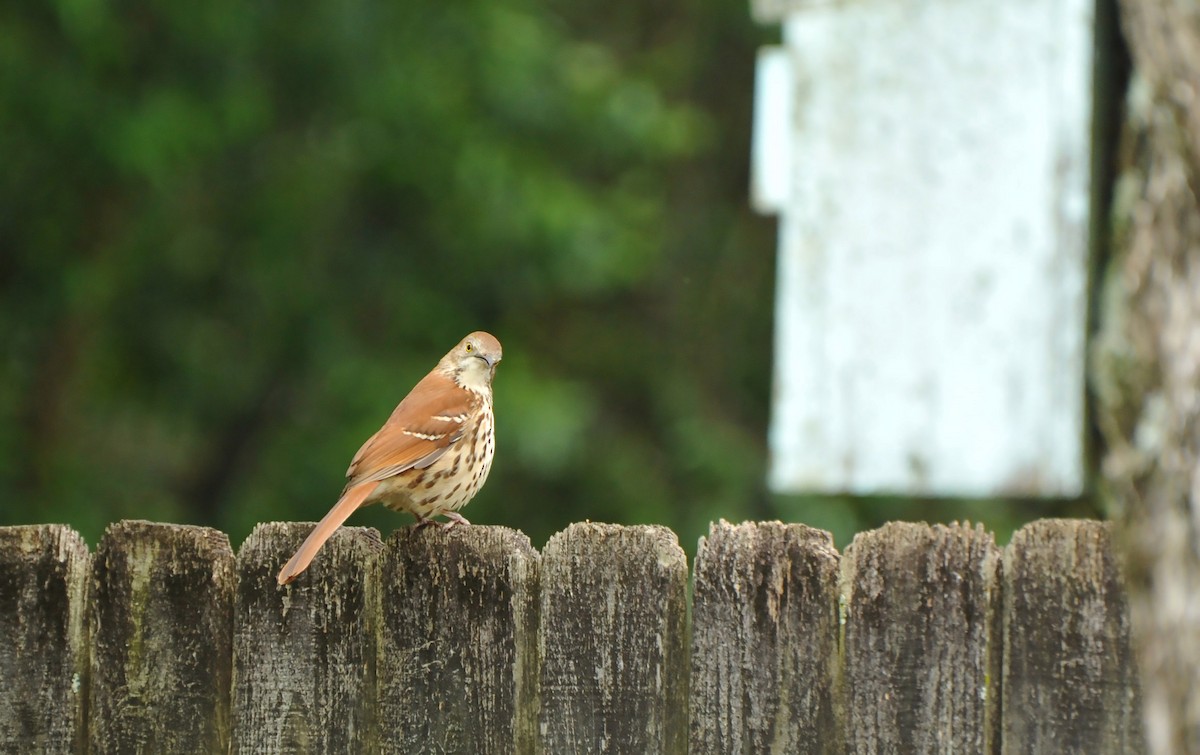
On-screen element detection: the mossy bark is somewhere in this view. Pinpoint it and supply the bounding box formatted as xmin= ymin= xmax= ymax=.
xmin=1092 ymin=1 xmax=1200 ymax=749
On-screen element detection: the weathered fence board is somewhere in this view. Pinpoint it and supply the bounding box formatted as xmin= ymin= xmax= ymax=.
xmin=538 ymin=523 xmax=689 ymax=754
xmin=1002 ymin=519 xmax=1145 ymax=754
xmin=375 ymin=526 xmax=540 ymax=754
xmin=842 ymin=521 xmax=1002 ymax=754
xmin=88 ymin=521 xmax=235 ymax=754
xmin=0 ymin=517 xmax=1147 ymax=753
xmin=231 ymin=522 xmax=382 ymax=754
xmin=0 ymin=525 xmax=89 ymax=754
xmin=690 ymin=520 xmax=840 ymax=753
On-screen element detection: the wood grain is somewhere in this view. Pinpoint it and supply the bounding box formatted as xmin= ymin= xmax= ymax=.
xmin=842 ymin=521 xmax=1001 ymax=754
xmin=0 ymin=525 xmax=89 ymax=754
xmin=88 ymin=520 xmax=234 ymax=754
xmin=231 ymin=522 xmax=381 ymax=754
xmin=690 ymin=520 xmax=840 ymax=753
xmin=375 ymin=525 xmax=539 ymax=754
xmin=538 ymin=523 xmax=688 ymax=754
xmin=1002 ymin=519 xmax=1145 ymax=754
xmin=0 ymin=517 xmax=1153 ymax=752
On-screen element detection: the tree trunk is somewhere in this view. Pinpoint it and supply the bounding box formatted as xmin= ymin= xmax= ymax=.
xmin=1093 ymin=0 xmax=1200 ymax=750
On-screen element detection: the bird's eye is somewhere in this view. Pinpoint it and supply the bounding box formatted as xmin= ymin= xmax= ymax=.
xmin=465 ymin=343 xmax=474 ymax=353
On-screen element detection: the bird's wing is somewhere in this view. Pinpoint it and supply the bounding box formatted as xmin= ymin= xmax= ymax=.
xmin=344 ymin=370 xmax=477 ymax=487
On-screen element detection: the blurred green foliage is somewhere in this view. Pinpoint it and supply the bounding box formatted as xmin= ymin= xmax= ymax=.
xmin=0 ymin=0 xmax=1096 ymax=555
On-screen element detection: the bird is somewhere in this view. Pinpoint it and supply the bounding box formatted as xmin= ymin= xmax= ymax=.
xmin=277 ymin=331 xmax=502 ymax=585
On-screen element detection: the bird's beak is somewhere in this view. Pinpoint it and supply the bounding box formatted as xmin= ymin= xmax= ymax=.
xmin=478 ymin=354 xmax=498 ymax=369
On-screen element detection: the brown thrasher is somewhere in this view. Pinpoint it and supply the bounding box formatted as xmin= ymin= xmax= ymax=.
xmin=277 ymin=331 xmax=502 ymax=585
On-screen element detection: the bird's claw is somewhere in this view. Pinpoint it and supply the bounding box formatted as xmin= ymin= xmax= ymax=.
xmin=441 ymin=513 xmax=470 ymax=529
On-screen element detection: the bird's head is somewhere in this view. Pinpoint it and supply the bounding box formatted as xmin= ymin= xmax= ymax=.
xmin=443 ymin=331 xmax=502 ymax=393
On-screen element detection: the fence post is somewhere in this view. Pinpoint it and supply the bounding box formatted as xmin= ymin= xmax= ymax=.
xmin=538 ymin=523 xmax=688 ymax=754
xmin=88 ymin=520 xmax=235 ymax=754
xmin=1002 ymin=519 xmax=1145 ymax=753
xmin=842 ymin=521 xmax=1001 ymax=753
xmin=375 ymin=526 xmax=540 ymax=754
xmin=0 ymin=525 xmax=89 ymax=754
xmin=231 ymin=522 xmax=382 ymax=754
xmin=690 ymin=520 xmax=840 ymax=753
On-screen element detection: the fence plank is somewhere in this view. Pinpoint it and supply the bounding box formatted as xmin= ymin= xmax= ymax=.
xmin=231 ymin=522 xmax=382 ymax=754
xmin=842 ymin=521 xmax=1001 ymax=753
xmin=1002 ymin=519 xmax=1145 ymax=754
xmin=539 ymin=523 xmax=688 ymax=754
xmin=690 ymin=520 xmax=841 ymax=754
xmin=0 ymin=525 xmax=89 ymax=754
xmin=88 ymin=520 xmax=235 ymax=754
xmin=375 ymin=526 xmax=540 ymax=754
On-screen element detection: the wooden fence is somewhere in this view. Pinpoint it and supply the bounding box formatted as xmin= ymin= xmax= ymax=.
xmin=0 ymin=518 xmax=1144 ymax=753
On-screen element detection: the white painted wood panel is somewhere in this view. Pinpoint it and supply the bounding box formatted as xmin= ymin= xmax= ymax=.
xmin=759 ymin=0 xmax=1093 ymax=497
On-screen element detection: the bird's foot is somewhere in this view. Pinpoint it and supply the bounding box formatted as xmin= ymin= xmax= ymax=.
xmin=441 ymin=512 xmax=471 ymax=529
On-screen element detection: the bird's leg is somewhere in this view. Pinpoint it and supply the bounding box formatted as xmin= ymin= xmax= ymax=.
xmin=441 ymin=512 xmax=471 ymax=529
xmin=413 ymin=515 xmax=437 ymax=529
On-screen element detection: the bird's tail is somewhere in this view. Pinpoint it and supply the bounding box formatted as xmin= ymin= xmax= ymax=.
xmin=276 ymin=480 xmax=380 ymax=585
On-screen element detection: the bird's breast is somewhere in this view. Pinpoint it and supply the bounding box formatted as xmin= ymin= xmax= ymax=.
xmin=373 ymin=402 xmax=494 ymax=519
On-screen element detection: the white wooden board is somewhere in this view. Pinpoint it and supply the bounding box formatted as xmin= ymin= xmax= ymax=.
xmin=757 ymin=0 xmax=1093 ymax=497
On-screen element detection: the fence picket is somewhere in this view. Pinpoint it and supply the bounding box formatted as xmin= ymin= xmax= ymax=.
xmin=1002 ymin=519 xmax=1146 ymax=754
xmin=690 ymin=520 xmax=841 ymax=753
xmin=88 ymin=521 xmax=234 ymax=754
xmin=375 ymin=526 xmax=540 ymax=754
xmin=0 ymin=525 xmax=89 ymax=754
xmin=539 ymin=523 xmax=689 ymax=754
xmin=231 ymin=522 xmax=381 ymax=754
xmin=842 ymin=522 xmax=1002 ymax=753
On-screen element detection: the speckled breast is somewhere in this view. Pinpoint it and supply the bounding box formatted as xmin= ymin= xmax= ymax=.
xmin=376 ymin=401 xmax=495 ymax=520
